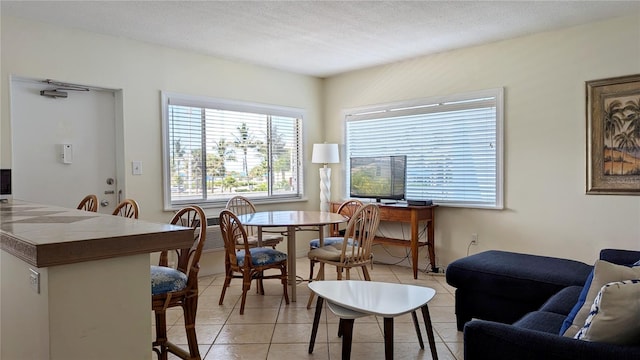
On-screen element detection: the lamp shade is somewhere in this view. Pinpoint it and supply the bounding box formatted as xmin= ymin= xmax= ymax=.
xmin=311 ymin=143 xmax=339 ymax=164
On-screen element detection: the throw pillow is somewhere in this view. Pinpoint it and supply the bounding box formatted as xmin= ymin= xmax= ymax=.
xmin=574 ymin=280 xmax=640 ymax=344
xmin=562 ymin=260 xmax=640 ymax=338
xmin=559 ymin=269 xmax=593 ymax=335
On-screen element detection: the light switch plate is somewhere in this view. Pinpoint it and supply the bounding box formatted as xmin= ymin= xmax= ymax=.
xmin=132 ymin=161 xmax=143 ymax=175
xmin=29 ymin=268 xmax=40 ymax=294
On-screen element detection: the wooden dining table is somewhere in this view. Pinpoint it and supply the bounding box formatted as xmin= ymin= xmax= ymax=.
xmin=236 ymin=210 xmax=348 ymax=301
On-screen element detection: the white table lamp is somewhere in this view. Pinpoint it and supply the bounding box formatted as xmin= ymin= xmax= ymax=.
xmin=312 ymin=143 xmax=339 ymax=212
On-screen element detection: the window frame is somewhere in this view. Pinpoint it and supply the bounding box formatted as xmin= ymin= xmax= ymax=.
xmin=343 ymin=88 xmax=504 ymax=209
xmin=161 ymin=91 xmax=305 ymax=210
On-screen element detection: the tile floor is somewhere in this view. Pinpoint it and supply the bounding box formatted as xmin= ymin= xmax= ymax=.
xmin=154 ymin=258 xmax=463 ymax=359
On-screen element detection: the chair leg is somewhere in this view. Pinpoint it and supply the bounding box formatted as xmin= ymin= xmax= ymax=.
xmin=183 ymin=300 xmax=201 ymax=360
xmin=152 ymin=310 xmax=169 ymax=360
xmin=240 ymin=273 xmax=251 ymax=315
xmin=307 ymin=263 xmax=325 ymax=309
xmin=281 ymin=263 xmax=290 ymax=304
xmin=218 ymin=272 xmax=232 ymax=305
xmin=362 ymin=266 xmax=371 ymax=281
xmin=309 ymin=259 xmax=315 ymax=282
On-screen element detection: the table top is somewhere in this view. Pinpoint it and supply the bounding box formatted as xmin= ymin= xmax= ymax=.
xmin=308 ymin=280 xmax=436 ymax=317
xmin=0 ymin=199 xmax=193 ymax=267
xmin=237 ymin=210 xmax=347 ymax=227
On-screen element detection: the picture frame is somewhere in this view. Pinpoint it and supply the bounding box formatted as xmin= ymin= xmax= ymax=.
xmin=586 ymin=74 xmax=640 ymax=194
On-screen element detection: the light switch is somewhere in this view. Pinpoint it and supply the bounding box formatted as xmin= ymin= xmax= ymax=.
xmin=132 ymin=161 xmax=143 ymax=175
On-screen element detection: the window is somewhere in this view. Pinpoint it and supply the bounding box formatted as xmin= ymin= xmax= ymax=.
xmin=162 ymin=92 xmax=304 ymax=209
xmin=345 ymin=88 xmax=503 ymax=209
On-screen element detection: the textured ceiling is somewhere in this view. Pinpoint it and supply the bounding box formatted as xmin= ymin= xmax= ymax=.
xmin=2 ymin=1 xmax=639 ymax=78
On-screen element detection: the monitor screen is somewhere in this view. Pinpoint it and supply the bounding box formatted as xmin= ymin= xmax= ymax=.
xmin=349 ymin=156 xmax=406 ymax=202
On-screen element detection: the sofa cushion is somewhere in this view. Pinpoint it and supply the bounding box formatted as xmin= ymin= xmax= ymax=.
xmin=539 ymin=285 xmax=582 ymax=315
xmin=513 ymin=311 xmax=567 ymax=334
xmin=562 ymin=260 xmax=640 ymax=338
xmin=574 ymin=280 xmax=640 ymax=345
xmin=446 ymin=250 xmax=592 ymax=302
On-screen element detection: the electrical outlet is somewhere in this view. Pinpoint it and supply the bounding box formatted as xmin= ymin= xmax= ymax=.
xmin=471 ymin=233 xmax=478 ymax=245
xmin=29 ymin=268 xmax=40 ymax=294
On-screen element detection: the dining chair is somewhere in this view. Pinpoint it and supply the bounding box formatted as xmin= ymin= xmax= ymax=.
xmin=308 ymin=199 xmax=363 ymax=283
xmin=151 ymin=205 xmax=206 ymax=360
xmin=306 ymin=203 xmax=381 ymax=308
xmin=76 ymin=194 xmax=98 ymax=212
xmin=218 ymin=209 xmax=290 ymax=315
xmin=112 ymin=198 xmax=139 ymax=219
xmin=225 ymin=195 xmax=284 ymax=249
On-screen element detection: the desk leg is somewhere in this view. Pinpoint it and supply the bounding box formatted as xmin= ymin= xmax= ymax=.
xmin=411 ymin=214 xmax=419 ymax=279
xmin=383 ymin=317 xmax=394 ymax=360
xmin=427 ymin=219 xmax=437 ymax=273
xmin=420 ymin=305 xmax=438 ymax=360
xmin=287 ymin=225 xmax=297 ymax=302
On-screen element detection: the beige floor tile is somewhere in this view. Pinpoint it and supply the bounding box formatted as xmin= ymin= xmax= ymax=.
xmin=167 ymin=324 xmax=223 ymax=345
xmin=272 ymin=322 xmax=329 ymax=344
xmin=205 ymin=343 xmax=269 ymax=360
xmin=226 ymin=307 xmax=280 ymax=324
xmin=269 ymin=342 xmax=330 ymax=360
xmin=215 ymin=324 xmax=275 ymax=344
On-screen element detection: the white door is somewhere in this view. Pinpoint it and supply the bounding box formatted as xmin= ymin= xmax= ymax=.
xmin=10 ymin=77 xmax=120 ymax=214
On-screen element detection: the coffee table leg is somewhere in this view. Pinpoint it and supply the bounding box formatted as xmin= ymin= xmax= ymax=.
xmin=383 ymin=317 xmax=394 ymax=360
xmin=411 ymin=310 xmax=424 ymax=349
xmin=420 ymin=305 xmax=438 ymax=360
xmin=308 ymin=296 xmax=324 ymax=354
xmin=341 ymin=318 xmax=354 ymax=360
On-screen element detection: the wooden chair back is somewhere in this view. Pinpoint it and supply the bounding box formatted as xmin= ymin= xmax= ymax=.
xmin=225 ymin=195 xmax=257 ymax=236
xmin=77 ymin=194 xmax=98 ymax=212
xmin=157 ymin=205 xmax=207 ymax=286
xmin=219 ymin=209 xmax=250 ymax=268
xmin=112 ymin=199 xmax=139 ymax=219
xmin=339 ymin=203 xmax=381 ymax=265
xmin=331 ymin=199 xmax=364 ymax=236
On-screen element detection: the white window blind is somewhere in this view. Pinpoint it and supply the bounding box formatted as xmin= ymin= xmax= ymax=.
xmin=162 ymin=92 xmax=304 ymax=209
xmin=345 ymin=88 xmax=503 ymax=209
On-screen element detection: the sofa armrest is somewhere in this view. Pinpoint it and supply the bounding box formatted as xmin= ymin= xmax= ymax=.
xmin=599 ymin=249 xmax=640 ymax=265
xmin=464 ymin=320 xmax=640 ymax=360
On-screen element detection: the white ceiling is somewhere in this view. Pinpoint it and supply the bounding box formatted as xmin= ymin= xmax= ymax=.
xmin=3 ymin=1 xmax=640 ymax=78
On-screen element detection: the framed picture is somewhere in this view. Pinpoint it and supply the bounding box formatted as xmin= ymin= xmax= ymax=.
xmin=586 ymin=74 xmax=640 ymax=194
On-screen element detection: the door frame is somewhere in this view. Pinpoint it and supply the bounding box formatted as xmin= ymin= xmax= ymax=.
xmin=9 ymin=75 xmax=125 ymax=212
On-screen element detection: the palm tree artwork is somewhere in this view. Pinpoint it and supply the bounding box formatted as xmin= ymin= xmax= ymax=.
xmin=603 ymin=96 xmax=640 ymax=176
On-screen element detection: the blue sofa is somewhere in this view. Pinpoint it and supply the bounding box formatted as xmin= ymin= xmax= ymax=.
xmin=446 ymin=249 xmax=640 ymax=360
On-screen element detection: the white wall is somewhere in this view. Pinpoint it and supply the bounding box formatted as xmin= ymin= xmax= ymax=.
xmin=324 ymin=13 xmax=640 ymax=268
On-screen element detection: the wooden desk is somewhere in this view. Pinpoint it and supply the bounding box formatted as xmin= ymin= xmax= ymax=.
xmin=331 ymin=202 xmax=437 ymax=278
